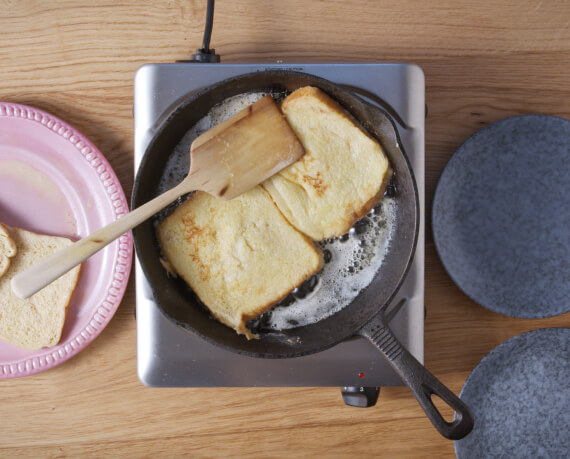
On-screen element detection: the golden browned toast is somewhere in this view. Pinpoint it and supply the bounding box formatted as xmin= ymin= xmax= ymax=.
xmin=263 ymin=86 xmax=392 ymax=240
xmin=157 ymin=187 xmax=323 ymax=338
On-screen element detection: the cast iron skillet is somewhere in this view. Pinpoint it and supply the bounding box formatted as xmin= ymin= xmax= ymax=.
xmin=132 ymin=70 xmax=473 ymax=440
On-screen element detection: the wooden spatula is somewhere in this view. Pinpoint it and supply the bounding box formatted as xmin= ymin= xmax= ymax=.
xmin=12 ymin=95 xmax=304 ymax=299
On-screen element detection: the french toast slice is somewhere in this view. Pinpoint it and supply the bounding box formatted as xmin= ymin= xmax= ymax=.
xmin=262 ymin=86 xmax=392 ymax=241
xmin=157 ymin=186 xmax=323 ymax=339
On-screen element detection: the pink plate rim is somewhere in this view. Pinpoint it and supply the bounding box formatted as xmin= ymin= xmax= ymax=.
xmin=0 ymin=102 xmax=133 ymax=378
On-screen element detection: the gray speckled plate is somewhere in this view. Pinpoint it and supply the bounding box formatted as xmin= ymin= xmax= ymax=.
xmin=432 ymin=115 xmax=570 ymax=318
xmin=454 ymin=328 xmax=570 ymax=459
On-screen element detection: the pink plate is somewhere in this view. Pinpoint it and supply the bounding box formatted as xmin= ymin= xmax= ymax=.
xmin=0 ymin=102 xmax=133 ymax=378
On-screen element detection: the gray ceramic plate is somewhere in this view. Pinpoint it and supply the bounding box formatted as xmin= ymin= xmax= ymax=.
xmin=432 ymin=115 xmax=570 ymax=318
xmin=454 ymin=327 xmax=569 ymax=459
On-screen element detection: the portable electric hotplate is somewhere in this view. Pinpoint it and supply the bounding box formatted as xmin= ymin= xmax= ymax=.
xmin=134 ymin=61 xmax=425 ymax=407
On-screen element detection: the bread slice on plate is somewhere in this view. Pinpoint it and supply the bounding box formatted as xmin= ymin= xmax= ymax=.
xmin=157 ymin=186 xmax=323 ymax=339
xmin=0 ymin=225 xmax=81 ymax=350
xmin=0 ymin=223 xmax=17 ymax=279
xmin=262 ymin=86 xmax=392 ymax=241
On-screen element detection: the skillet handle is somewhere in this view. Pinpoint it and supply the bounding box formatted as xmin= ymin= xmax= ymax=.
xmin=359 ymin=319 xmax=474 ymax=440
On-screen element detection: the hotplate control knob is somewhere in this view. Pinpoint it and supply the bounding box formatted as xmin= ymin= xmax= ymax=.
xmin=340 ymin=386 xmax=380 ymax=407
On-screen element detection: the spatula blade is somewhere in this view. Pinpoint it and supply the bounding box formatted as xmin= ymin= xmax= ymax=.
xmin=189 ymin=95 xmax=305 ymax=200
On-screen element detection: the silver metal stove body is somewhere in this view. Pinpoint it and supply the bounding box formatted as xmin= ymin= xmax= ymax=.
xmin=134 ymin=63 xmax=425 ymax=389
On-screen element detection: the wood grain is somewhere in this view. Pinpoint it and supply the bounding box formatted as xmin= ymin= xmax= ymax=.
xmin=1 ymin=1 xmax=569 ymax=457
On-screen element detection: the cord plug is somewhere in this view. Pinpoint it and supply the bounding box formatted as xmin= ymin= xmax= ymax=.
xmin=189 ymin=48 xmax=220 ymax=63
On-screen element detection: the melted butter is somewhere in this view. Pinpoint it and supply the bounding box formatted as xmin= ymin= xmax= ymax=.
xmin=258 ymin=197 xmax=396 ymax=330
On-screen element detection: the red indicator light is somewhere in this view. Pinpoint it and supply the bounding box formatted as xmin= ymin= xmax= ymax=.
xmin=358 ymin=372 xmax=365 ymax=379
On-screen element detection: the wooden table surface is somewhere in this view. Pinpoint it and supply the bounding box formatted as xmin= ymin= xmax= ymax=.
xmin=1 ymin=1 xmax=569 ymax=457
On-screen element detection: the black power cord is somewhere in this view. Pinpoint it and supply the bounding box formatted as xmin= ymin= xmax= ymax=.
xmin=186 ymin=0 xmax=220 ymax=63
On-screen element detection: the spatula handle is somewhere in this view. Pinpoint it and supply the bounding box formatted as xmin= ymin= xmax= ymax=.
xmin=11 ymin=182 xmax=189 ymax=299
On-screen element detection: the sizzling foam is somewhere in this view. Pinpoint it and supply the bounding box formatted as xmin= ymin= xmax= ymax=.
xmin=256 ymin=197 xmax=396 ymax=330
